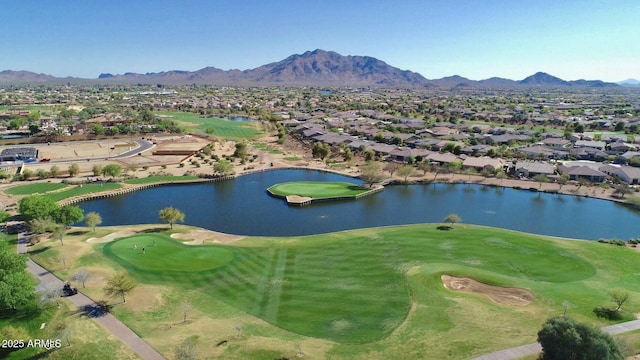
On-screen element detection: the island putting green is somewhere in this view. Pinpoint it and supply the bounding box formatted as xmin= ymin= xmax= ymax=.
xmin=267 ymin=181 xmax=370 ymax=200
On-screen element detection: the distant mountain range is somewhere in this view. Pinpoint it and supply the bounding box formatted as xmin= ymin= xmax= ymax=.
xmin=0 ymin=50 xmax=630 ymax=89
xmin=618 ymin=79 xmax=640 ymax=87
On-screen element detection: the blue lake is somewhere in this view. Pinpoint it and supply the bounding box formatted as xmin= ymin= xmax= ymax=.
xmin=222 ymin=116 xmax=253 ymax=122
xmin=78 ymin=169 xmax=640 ymax=240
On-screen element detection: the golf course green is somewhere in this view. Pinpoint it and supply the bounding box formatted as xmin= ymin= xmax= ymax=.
xmin=103 ymin=234 xmax=235 ymax=272
xmin=97 ymin=223 xmax=640 ymax=359
xmin=267 ymin=181 xmax=370 ymax=199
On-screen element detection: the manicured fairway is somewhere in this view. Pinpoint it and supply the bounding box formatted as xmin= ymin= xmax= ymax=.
xmin=157 ymin=111 xmax=262 ymax=139
xmin=103 ymin=234 xmax=235 ymax=272
xmin=267 ymin=181 xmax=369 ymax=199
xmin=124 ymin=175 xmax=200 ymax=185
xmin=44 ymin=183 xmax=122 ymax=202
xmin=5 ymin=182 xmax=68 ymax=195
xmin=101 ymin=224 xmax=617 ymax=350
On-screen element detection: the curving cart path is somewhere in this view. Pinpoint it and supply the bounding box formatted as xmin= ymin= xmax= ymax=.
xmin=471 ymin=320 xmax=640 ymax=360
xmin=18 ymin=232 xmax=164 ymax=360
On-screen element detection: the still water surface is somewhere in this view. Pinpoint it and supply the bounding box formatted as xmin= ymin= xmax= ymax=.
xmin=79 ymin=169 xmax=640 ymax=240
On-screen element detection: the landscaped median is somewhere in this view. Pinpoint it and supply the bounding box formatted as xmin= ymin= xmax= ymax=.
xmin=266 ymin=181 xmax=382 ymax=205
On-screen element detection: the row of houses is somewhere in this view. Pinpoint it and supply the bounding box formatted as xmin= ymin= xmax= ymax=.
xmin=515 ymin=160 xmax=640 ymax=185
xmin=289 ymin=113 xmax=640 ymax=185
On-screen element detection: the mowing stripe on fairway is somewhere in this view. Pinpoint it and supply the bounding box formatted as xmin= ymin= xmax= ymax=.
xmin=251 ymin=249 xmax=278 ymax=315
xmin=263 ymin=248 xmax=287 ymax=323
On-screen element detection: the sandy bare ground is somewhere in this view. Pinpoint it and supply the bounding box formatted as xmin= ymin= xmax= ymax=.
xmin=171 ymin=229 xmax=245 ymax=244
xmin=442 ymin=275 xmax=534 ymax=307
xmin=86 ymin=230 xmax=137 ymax=243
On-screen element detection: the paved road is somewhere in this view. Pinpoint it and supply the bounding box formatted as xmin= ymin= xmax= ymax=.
xmin=471 ymin=319 xmax=640 ymax=360
xmin=18 ymin=233 xmax=165 ymax=360
xmin=45 ymin=139 xmax=155 ymax=164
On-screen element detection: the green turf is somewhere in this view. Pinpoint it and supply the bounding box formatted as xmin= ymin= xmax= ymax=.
xmin=0 ymin=105 xmax=52 ymax=112
xmin=103 ymin=234 xmax=235 ymax=272
xmin=5 ymin=182 xmax=68 ymax=195
xmin=267 ymin=181 xmax=369 ymax=199
xmin=99 ymin=224 xmax=624 ymax=351
xmin=124 ymin=175 xmax=200 ymax=185
xmin=44 ymin=183 xmax=122 ymax=202
xmin=252 ymin=143 xmax=284 ymax=154
xmin=157 ymin=111 xmax=262 ymax=139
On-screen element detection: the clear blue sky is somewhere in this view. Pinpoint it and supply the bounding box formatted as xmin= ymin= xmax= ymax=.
xmin=2 ymin=0 xmax=638 ymax=81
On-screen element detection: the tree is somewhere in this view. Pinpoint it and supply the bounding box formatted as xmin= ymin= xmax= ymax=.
xmin=417 ymin=161 xmax=431 ymax=176
xmin=613 ymin=184 xmax=631 ymax=199
xmin=36 ymin=283 xmax=62 ymax=307
xmin=233 ymin=141 xmax=248 ymax=159
xmin=68 ymin=163 xmax=80 ymax=177
xmin=213 ymin=160 xmax=234 ymax=175
xmin=533 ymin=174 xmax=549 ymax=189
xmin=56 ymin=325 xmax=72 ymax=347
xmin=85 ymin=212 xmax=102 ymax=232
xmin=537 ymin=316 xmax=623 ymax=360
xmin=174 ymin=335 xmax=199 ymax=360
xmin=557 ymin=174 xmax=569 ymax=191
xmin=182 ymin=301 xmax=191 ymax=324
xmin=0 ymin=210 xmax=9 ymax=224
xmin=397 ymin=165 xmax=415 ymax=183
xmin=49 ymin=165 xmax=60 ymax=178
xmin=36 ymin=169 xmax=50 ymax=179
xmin=159 ymin=206 xmax=185 ymax=229
xmin=444 ymin=213 xmax=461 ymax=227
xmin=0 ymin=241 xmax=34 ymax=310
xmin=70 ymin=269 xmax=90 ymax=288
xmin=54 ymin=205 xmax=84 ymax=227
xmin=364 ymin=148 xmax=375 ymax=162
xmin=312 ymin=142 xmax=330 ymax=160
xmin=343 ymin=147 xmax=353 ymax=162
xmin=609 ymin=289 xmax=629 ymax=313
xmin=447 ymin=161 xmax=462 ymax=173
xmin=30 ymin=217 xmax=55 ymax=234
xmin=92 ymin=164 xmax=103 ymax=177
xmin=104 ymin=272 xmax=137 ymax=303
xmin=51 ymin=224 xmax=66 ymax=247
xmin=359 ymin=161 xmax=386 ymax=187
xmin=21 ymin=168 xmax=34 ymax=180
xmin=91 ymin=124 xmax=105 ymax=135
xmin=384 ymin=162 xmax=400 ymax=177
xmin=18 ymin=195 xmax=60 ymax=222
xmin=101 ymin=164 xmax=122 ymax=178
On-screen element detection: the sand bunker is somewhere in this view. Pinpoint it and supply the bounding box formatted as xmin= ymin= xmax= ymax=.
xmin=441 ymin=275 xmax=534 ymax=307
xmin=171 ymin=229 xmax=245 ymax=245
xmin=86 ymin=230 xmax=137 ymax=243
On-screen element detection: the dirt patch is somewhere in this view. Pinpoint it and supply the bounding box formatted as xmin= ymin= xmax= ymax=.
xmin=86 ymin=230 xmax=137 ymax=243
xmin=122 ymin=285 xmax=165 ymax=312
xmin=441 ymin=275 xmax=534 ymax=307
xmin=171 ymin=229 xmax=245 ymax=244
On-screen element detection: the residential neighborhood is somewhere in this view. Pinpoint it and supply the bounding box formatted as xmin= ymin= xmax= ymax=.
xmin=1 ymin=84 xmax=640 ymax=189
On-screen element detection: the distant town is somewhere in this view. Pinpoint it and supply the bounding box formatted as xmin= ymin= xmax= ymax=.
xmin=1 ymin=80 xmax=640 ymax=193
